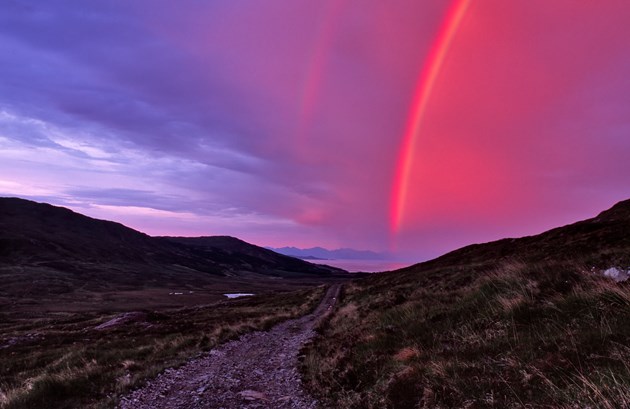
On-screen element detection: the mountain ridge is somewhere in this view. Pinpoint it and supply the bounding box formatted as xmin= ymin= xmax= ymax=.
xmin=268 ymin=246 xmax=388 ymax=260
xmin=404 ymin=197 xmax=630 ymax=274
xmin=0 ymin=197 xmax=347 ymax=310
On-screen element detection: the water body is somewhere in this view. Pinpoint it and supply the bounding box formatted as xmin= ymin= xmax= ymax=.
xmin=309 ymin=259 xmax=413 ymax=273
xmin=224 ymin=293 xmax=255 ymax=299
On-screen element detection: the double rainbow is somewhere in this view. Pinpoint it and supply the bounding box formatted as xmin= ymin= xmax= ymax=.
xmin=297 ymin=0 xmax=346 ymax=143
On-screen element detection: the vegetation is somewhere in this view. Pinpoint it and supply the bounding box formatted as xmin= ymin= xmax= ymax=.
xmin=303 ymin=199 xmax=630 ymax=408
xmin=303 ymin=261 xmax=630 ymax=408
xmin=0 ymin=286 xmax=325 ymax=409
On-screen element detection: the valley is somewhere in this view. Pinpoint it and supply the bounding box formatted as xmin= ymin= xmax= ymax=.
xmin=0 ymin=198 xmax=352 ymax=408
xmin=0 ymin=198 xmax=349 ymax=312
xmin=2 ymin=198 xmax=630 ymax=408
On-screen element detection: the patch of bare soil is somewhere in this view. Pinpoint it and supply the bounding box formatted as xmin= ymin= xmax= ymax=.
xmin=119 ymin=285 xmax=340 ymax=409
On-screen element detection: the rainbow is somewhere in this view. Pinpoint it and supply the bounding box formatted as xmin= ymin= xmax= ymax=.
xmin=297 ymin=0 xmax=346 ymax=142
xmin=390 ymin=0 xmax=471 ymax=234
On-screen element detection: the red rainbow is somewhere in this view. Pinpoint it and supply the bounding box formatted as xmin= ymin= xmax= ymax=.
xmin=390 ymin=0 xmax=471 ymax=235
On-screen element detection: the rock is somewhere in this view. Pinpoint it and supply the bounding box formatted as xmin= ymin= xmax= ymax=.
xmin=603 ymin=267 xmax=630 ymax=282
xmin=238 ymin=390 xmax=267 ymax=401
xmin=95 ymin=312 xmax=147 ymax=330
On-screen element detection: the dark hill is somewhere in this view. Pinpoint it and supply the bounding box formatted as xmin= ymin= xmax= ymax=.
xmin=0 ymin=197 xmax=160 ymax=264
xmin=399 ymin=197 xmax=630 ymax=284
xmin=304 ymin=198 xmax=630 ymax=408
xmin=158 ymin=236 xmax=344 ymax=277
xmin=0 ymin=197 xmax=345 ymax=310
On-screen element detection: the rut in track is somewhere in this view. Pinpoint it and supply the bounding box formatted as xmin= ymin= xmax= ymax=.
xmin=119 ymin=284 xmax=341 ymax=409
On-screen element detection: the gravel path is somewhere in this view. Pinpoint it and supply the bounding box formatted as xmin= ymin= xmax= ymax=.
xmin=119 ymin=284 xmax=340 ymax=409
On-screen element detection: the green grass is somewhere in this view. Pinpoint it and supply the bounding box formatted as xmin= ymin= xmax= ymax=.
xmin=0 ymin=286 xmax=325 ymax=409
xmin=302 ymin=261 xmax=630 ymax=408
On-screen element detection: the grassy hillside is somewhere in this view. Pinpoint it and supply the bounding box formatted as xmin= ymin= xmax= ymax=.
xmin=303 ymin=200 xmax=630 ymax=408
xmin=0 ymin=197 xmax=345 ymax=279
xmin=0 ymin=197 xmax=346 ymax=311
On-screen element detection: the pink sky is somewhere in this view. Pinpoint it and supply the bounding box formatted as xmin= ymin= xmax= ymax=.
xmin=0 ymin=1 xmax=629 ymax=260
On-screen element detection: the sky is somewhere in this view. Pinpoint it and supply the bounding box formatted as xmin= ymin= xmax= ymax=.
xmin=1 ymin=0 xmax=629 ymax=261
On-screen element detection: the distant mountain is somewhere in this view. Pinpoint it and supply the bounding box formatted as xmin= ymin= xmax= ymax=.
xmin=268 ymin=246 xmax=388 ymax=260
xmin=0 ymin=198 xmax=346 ymax=303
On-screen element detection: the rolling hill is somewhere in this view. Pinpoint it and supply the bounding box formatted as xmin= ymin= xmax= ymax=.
xmin=303 ymin=198 xmax=630 ymax=408
xmin=0 ymin=197 xmax=346 ymax=311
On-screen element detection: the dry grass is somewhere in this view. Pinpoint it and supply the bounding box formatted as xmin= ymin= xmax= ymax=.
xmin=0 ymin=286 xmax=326 ymax=409
xmin=393 ymin=347 xmax=420 ymax=362
xmin=302 ymin=260 xmax=630 ymax=408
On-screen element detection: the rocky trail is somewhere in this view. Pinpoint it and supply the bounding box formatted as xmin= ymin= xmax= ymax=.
xmin=119 ymin=284 xmax=341 ymax=409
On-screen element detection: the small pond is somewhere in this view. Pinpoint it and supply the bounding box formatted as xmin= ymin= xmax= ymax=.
xmin=223 ymin=293 xmax=255 ymax=299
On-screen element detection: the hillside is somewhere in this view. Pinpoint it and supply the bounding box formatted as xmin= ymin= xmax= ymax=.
xmin=160 ymin=236 xmax=337 ymax=278
xmin=0 ymin=197 xmax=345 ymax=311
xmin=0 ymin=198 xmax=349 ymax=409
xmin=303 ymin=199 xmax=630 ymax=408
xmin=0 ymin=197 xmax=159 ymax=263
xmin=416 ymin=198 xmax=630 ymax=272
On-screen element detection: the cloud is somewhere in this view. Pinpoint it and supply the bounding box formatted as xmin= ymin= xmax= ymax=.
xmin=1 ymin=0 xmax=629 ymax=257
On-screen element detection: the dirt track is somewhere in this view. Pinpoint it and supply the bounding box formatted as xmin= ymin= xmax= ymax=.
xmin=119 ymin=284 xmax=340 ymax=409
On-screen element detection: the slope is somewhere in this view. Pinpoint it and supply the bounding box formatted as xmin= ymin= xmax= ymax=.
xmin=304 ymin=199 xmax=630 ymax=408
xmin=0 ymin=197 xmax=345 ymax=311
xmin=161 ymin=236 xmax=341 ymax=278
